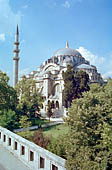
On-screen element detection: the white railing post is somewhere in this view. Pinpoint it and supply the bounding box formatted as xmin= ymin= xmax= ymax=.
xmin=6 ymin=135 xmax=9 ymax=146
xmin=0 ymin=132 xmax=3 ymax=143
xmin=17 ymin=142 xmax=21 ymax=156
xmin=34 ymin=151 xmax=38 ymax=169
xmin=11 ymin=138 xmax=15 ymax=150
xmin=25 ymin=145 xmax=29 ymax=162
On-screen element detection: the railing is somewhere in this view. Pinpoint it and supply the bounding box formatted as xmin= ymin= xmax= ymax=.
xmin=0 ymin=126 xmax=66 ymax=170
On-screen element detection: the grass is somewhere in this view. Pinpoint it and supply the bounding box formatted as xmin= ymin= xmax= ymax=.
xmin=17 ymin=123 xmax=69 ymax=140
xmin=43 ymin=124 xmax=69 ymax=138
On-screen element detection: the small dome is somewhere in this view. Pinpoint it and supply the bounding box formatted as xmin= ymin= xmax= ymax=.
xmin=53 ymin=48 xmax=82 ymax=57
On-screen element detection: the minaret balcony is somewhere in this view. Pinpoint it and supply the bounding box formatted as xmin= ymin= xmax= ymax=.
xmin=13 ymin=49 xmax=20 ymax=53
xmin=13 ymin=57 xmax=19 ymax=61
xmin=14 ymin=42 xmax=19 ymax=45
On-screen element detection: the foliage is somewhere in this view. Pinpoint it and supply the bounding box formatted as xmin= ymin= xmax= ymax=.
xmin=75 ymin=70 xmax=90 ymax=98
xmin=0 ymin=109 xmax=18 ymax=131
xmin=47 ymin=102 xmax=53 ymax=121
xmin=31 ymin=118 xmax=49 ymax=126
xmin=15 ymin=77 xmax=42 ymax=117
xmin=65 ymin=81 xmax=112 ymax=170
xmin=62 ymin=65 xmax=90 ymax=107
xmin=62 ymin=65 xmax=76 ymax=107
xmin=45 ymin=124 xmax=69 ymax=159
xmin=47 ymin=135 xmax=67 ymax=159
xmin=19 ymin=115 xmax=32 ymax=128
xmin=30 ymin=129 xmax=50 ymax=149
xmin=0 ymin=70 xmax=17 ymax=111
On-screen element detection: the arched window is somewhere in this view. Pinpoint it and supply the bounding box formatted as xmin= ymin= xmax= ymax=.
xmin=52 ymin=84 xmax=60 ymax=96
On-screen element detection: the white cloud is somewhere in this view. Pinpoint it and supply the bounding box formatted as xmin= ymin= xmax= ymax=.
xmin=102 ymin=71 xmax=112 ymax=79
xmin=0 ymin=0 xmax=21 ymax=35
xmin=0 ymin=33 xmax=5 ymax=41
xmin=77 ymin=46 xmax=105 ymax=67
xmin=62 ymin=1 xmax=70 ymax=8
xmin=76 ymin=46 xmax=112 ymax=78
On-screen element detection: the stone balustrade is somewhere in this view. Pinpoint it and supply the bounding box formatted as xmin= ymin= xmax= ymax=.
xmin=0 ymin=126 xmax=66 ymax=170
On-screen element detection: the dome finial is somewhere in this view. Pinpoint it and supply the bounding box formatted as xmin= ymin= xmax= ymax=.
xmin=66 ymin=41 xmax=69 ymax=48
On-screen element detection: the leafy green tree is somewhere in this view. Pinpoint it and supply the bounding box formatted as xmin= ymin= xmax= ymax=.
xmin=62 ymin=65 xmax=76 ymax=107
xmin=62 ymin=65 xmax=90 ymax=108
xmin=0 ymin=110 xmax=18 ymax=131
xmin=16 ymin=77 xmax=42 ymax=117
xmin=19 ymin=115 xmax=32 ymax=128
xmin=0 ymin=70 xmax=17 ymax=111
xmin=47 ymin=135 xmax=67 ymax=159
xmin=47 ymin=102 xmax=53 ymax=122
xmin=75 ymin=70 xmax=90 ymax=98
xmin=65 ymin=82 xmax=112 ymax=170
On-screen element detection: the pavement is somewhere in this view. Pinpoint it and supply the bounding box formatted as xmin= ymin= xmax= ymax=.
xmin=0 ymin=163 xmax=7 ymax=170
xmin=45 ymin=117 xmax=64 ymax=122
xmin=0 ymin=144 xmax=32 ymax=170
xmin=14 ymin=117 xmax=64 ymax=133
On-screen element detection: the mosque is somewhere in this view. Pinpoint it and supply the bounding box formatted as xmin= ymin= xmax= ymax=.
xmin=13 ymin=26 xmax=103 ymax=116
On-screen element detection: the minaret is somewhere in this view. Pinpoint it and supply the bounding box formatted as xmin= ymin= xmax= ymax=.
xmin=13 ymin=25 xmax=20 ymax=87
xmin=66 ymin=41 xmax=69 ymax=48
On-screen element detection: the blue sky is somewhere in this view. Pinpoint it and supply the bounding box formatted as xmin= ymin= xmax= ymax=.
xmin=0 ymin=0 xmax=112 ymax=85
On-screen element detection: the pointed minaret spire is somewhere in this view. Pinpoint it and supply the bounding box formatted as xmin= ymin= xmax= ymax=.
xmin=66 ymin=41 xmax=69 ymax=48
xmin=16 ymin=24 xmax=19 ymax=35
xmin=13 ymin=25 xmax=20 ymax=87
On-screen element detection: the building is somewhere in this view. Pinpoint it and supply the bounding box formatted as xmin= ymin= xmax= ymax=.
xmin=23 ymin=41 xmax=103 ymax=116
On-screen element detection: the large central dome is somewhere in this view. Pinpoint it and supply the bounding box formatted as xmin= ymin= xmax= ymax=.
xmin=53 ymin=48 xmax=82 ymax=57
xmin=53 ymin=41 xmax=82 ymax=57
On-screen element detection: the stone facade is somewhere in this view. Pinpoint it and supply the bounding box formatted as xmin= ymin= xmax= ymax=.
xmin=23 ymin=42 xmax=103 ymax=115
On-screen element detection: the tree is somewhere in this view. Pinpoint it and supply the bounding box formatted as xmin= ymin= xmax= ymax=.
xmin=19 ymin=115 xmax=32 ymax=128
xmin=47 ymin=102 xmax=53 ymax=122
xmin=75 ymin=70 xmax=90 ymax=98
xmin=0 ymin=70 xmax=17 ymax=111
xmin=62 ymin=65 xmax=90 ymax=108
xmin=16 ymin=77 xmax=42 ymax=117
xmin=65 ymin=81 xmax=112 ymax=170
xmin=0 ymin=110 xmax=18 ymax=131
xmin=62 ymin=65 xmax=76 ymax=107
xmin=47 ymin=135 xmax=67 ymax=159
xmin=30 ymin=130 xmax=50 ymax=149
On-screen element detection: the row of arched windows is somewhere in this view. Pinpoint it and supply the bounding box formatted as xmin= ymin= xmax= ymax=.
xmin=48 ymin=100 xmax=59 ymax=109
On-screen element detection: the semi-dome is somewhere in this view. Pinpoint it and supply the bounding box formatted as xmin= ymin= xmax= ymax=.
xmin=53 ymin=48 xmax=82 ymax=57
xmin=53 ymin=41 xmax=82 ymax=57
xmin=77 ymin=64 xmax=95 ymax=69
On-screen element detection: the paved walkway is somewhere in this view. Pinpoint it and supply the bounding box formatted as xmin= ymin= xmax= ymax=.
xmin=0 ymin=144 xmax=31 ymax=170
xmin=14 ymin=117 xmax=64 ymax=133
xmin=0 ymin=163 xmax=7 ymax=170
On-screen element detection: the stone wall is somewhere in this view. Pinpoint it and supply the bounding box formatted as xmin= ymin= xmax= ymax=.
xmin=0 ymin=126 xmax=66 ymax=170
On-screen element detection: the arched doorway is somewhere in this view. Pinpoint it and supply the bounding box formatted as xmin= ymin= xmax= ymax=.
xmin=51 ymin=100 xmax=55 ymax=109
xmin=56 ymin=101 xmax=59 ymax=109
xmin=48 ymin=100 xmax=50 ymax=105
